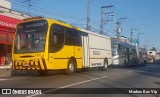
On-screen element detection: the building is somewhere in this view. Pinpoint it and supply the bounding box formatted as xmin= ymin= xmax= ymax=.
xmin=147 ymin=50 xmax=156 ymax=63
xmin=0 ymin=0 xmax=29 ymax=66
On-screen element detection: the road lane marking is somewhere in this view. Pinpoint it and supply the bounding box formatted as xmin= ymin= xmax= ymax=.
xmin=0 ymin=77 xmax=28 ymax=81
xmin=145 ymin=65 xmax=160 ymax=67
xmin=27 ymin=76 xmax=107 ymax=97
xmin=126 ymin=70 xmax=160 ymax=75
xmin=59 ymin=76 xmax=107 ymax=88
xmin=134 ymin=70 xmax=160 ymax=75
xmin=126 ymin=70 xmax=134 ymax=73
xmin=0 ymin=79 xmax=8 ymax=81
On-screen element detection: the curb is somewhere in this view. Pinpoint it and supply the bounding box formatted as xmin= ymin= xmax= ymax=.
xmin=0 ymin=65 xmax=12 ymax=69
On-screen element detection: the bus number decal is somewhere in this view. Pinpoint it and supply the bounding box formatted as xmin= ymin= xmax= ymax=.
xmin=92 ymin=63 xmax=101 ymax=66
xmin=93 ymin=51 xmax=100 ymax=55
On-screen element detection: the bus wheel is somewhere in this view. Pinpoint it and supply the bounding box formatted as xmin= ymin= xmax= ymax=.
xmin=65 ymin=59 xmax=76 ymax=74
xmin=38 ymin=70 xmax=48 ymax=76
xmin=99 ymin=59 xmax=108 ymax=71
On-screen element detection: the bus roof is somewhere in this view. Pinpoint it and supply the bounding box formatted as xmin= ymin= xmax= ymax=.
xmin=112 ymin=40 xmax=136 ymax=49
xmin=80 ymin=28 xmax=111 ymax=39
xmin=21 ymin=17 xmax=111 ymax=39
xmin=46 ymin=18 xmax=111 ymax=39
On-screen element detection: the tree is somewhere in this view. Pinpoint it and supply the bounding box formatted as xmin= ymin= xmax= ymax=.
xmin=151 ymin=47 xmax=157 ymax=51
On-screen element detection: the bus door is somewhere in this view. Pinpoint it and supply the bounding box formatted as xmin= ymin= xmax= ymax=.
xmin=81 ymin=32 xmax=89 ymax=68
xmin=48 ymin=24 xmax=65 ymax=69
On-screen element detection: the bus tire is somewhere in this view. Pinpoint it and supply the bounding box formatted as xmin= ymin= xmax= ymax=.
xmin=65 ymin=59 xmax=76 ymax=75
xmin=99 ymin=59 xmax=108 ymax=71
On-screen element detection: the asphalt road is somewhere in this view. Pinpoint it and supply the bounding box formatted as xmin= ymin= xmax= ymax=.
xmin=0 ymin=64 xmax=160 ymax=97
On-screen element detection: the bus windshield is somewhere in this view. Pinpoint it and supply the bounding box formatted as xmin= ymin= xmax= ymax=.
xmin=112 ymin=43 xmax=118 ymax=56
xmin=14 ymin=20 xmax=48 ymax=53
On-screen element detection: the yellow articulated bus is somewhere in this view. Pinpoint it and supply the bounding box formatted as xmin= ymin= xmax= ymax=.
xmin=12 ymin=16 xmax=112 ymax=75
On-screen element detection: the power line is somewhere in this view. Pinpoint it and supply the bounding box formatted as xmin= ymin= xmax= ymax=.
xmin=126 ymin=13 xmax=160 ymax=22
xmin=10 ymin=0 xmax=91 ymax=27
xmin=90 ymin=0 xmax=95 ymax=3
xmin=11 ymin=0 xmax=86 ymax=20
xmin=10 ymin=0 xmax=116 ymax=34
xmin=15 ymin=0 xmax=85 ymax=18
xmin=71 ymin=17 xmax=87 ymax=26
xmin=22 ymin=0 xmax=32 ymax=15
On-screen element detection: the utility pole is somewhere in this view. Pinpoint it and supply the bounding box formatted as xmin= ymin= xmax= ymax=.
xmin=23 ymin=0 xmax=32 ymax=15
xmin=116 ymin=17 xmax=127 ymax=40
xmin=130 ymin=28 xmax=138 ymax=43
xmin=116 ymin=20 xmax=121 ymax=40
xmin=136 ymin=33 xmax=144 ymax=59
xmin=87 ymin=0 xmax=90 ymax=30
xmin=137 ymin=33 xmax=144 ymax=46
xmin=100 ymin=5 xmax=113 ymax=35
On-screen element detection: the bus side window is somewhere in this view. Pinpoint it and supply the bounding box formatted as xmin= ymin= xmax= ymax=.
xmin=66 ymin=28 xmax=81 ymax=46
xmin=49 ymin=24 xmax=65 ymax=53
xmin=53 ymin=34 xmax=57 ymax=45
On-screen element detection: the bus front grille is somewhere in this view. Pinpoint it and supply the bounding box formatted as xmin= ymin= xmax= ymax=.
xmin=13 ymin=58 xmax=47 ymax=70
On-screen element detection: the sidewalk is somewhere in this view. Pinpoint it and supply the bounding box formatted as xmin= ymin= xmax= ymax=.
xmin=0 ymin=64 xmax=12 ymax=77
xmin=0 ymin=63 xmax=12 ymax=69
